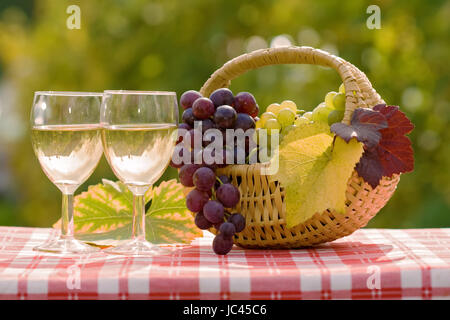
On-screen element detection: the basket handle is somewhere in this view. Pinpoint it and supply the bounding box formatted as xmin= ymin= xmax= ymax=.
xmin=200 ymin=46 xmax=384 ymax=124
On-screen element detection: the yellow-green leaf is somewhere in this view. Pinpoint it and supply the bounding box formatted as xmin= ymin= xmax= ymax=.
xmin=271 ymin=122 xmax=364 ymax=228
xmin=53 ymin=179 xmax=202 ymax=246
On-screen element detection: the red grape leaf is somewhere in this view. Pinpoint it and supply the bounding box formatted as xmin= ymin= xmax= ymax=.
xmin=355 ymin=104 xmax=414 ymax=188
xmin=355 ymin=148 xmax=384 ymax=188
xmin=378 ymin=134 xmax=414 ymax=177
xmin=331 ymin=108 xmax=388 ymax=148
xmin=373 ymin=104 xmax=414 ymax=136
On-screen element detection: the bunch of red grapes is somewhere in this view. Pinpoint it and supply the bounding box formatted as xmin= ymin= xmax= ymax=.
xmin=170 ymin=88 xmax=260 ymax=255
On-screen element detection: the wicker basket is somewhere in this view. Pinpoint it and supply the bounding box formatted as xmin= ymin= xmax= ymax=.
xmin=198 ymin=46 xmax=400 ymax=249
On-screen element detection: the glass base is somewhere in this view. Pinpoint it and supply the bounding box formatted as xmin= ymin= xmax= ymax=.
xmin=33 ymin=237 xmax=100 ymax=254
xmin=104 ymin=238 xmax=169 ymax=257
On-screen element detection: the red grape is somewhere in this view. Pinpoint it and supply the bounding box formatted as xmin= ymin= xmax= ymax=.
xmin=195 ymin=212 xmax=212 ymax=230
xmin=234 ymin=113 xmax=256 ymax=131
xmin=213 ymin=105 xmax=237 ymax=129
xmin=209 ymin=88 xmax=234 ymax=108
xmin=216 ymin=183 xmax=240 ymax=208
xmin=169 ymin=160 xmax=180 ymax=169
xmin=176 ymin=123 xmax=191 ymax=144
xmin=180 ymin=90 xmax=202 ymax=110
xmin=200 ymin=118 xmax=215 ymax=133
xmin=215 ymin=175 xmax=230 ymax=189
xmin=219 ymin=222 xmax=236 ymax=239
xmin=212 ymin=234 xmax=234 ymax=255
xmin=182 ymin=108 xmax=196 ymax=126
xmin=193 ymin=167 xmax=216 ymax=192
xmin=234 ymin=92 xmax=257 ymax=115
xmin=213 ymin=221 xmax=224 ymax=230
xmin=192 ymin=97 xmax=215 ymax=120
xmin=203 ymin=200 xmax=224 ymax=223
xmin=250 ymin=104 xmax=259 ymax=118
xmin=178 ymin=123 xmax=191 ymax=131
xmin=179 ymin=164 xmax=201 ymax=187
xmin=186 ymin=189 xmax=209 ymax=213
xmin=228 ymin=213 xmax=245 ymax=233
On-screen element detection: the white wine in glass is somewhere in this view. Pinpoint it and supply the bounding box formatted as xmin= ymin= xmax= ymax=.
xmin=101 ymin=91 xmax=178 ymax=256
xmin=32 ymin=124 xmax=103 ymax=194
xmin=102 ymin=124 xmax=177 ymax=195
xmin=31 ymin=92 xmax=103 ymax=254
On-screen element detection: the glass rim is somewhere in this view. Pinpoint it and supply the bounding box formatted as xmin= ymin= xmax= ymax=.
xmin=103 ymin=90 xmax=176 ymax=95
xmin=34 ymin=91 xmax=103 ymax=97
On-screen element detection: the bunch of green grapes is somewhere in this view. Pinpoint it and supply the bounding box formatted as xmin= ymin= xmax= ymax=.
xmin=250 ymin=85 xmax=347 ymax=161
xmin=311 ymin=83 xmax=346 ymax=126
xmin=255 ymin=100 xmax=305 ymax=137
xmin=249 ymin=100 xmax=305 ymax=161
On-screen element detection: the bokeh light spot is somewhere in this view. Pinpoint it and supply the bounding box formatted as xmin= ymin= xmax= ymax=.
xmin=402 ymin=87 xmax=423 ymax=112
xmin=270 ymin=35 xmax=294 ymax=48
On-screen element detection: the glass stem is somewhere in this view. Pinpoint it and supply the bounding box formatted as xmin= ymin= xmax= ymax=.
xmin=61 ymin=193 xmax=74 ymax=239
xmin=132 ymin=194 xmax=146 ymax=241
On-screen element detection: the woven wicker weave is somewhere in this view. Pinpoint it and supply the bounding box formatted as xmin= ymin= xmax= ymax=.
xmin=198 ymin=46 xmax=400 ymax=249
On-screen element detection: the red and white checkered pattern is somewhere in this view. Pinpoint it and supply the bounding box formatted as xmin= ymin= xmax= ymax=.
xmin=0 ymin=227 xmax=449 ymax=300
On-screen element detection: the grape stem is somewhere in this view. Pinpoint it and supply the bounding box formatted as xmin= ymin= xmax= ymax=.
xmin=330 ymin=135 xmax=337 ymax=154
xmin=215 ymin=176 xmax=224 ymax=185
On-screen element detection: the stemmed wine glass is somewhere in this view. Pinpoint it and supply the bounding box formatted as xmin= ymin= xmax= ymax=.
xmin=31 ymin=91 xmax=104 ymax=254
xmin=101 ymin=90 xmax=178 ymax=256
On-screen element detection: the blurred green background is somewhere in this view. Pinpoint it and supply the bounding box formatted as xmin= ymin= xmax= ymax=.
xmin=0 ymin=0 xmax=448 ymax=228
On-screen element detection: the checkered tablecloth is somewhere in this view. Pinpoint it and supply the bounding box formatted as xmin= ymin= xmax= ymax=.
xmin=0 ymin=227 xmax=449 ymax=300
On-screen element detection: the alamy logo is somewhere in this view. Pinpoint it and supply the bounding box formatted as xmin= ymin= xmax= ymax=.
xmin=366 ymin=265 xmax=381 ymax=290
xmin=65 ymin=255 xmax=90 ymax=290
xmin=66 ymin=265 xmax=81 ymax=290
xmin=366 ymin=5 xmax=381 ymax=29
xmin=66 ymin=5 xmax=81 ymax=30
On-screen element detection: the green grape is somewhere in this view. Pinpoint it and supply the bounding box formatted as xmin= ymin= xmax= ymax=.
xmin=280 ymin=100 xmax=297 ymax=113
xmin=325 ymin=91 xmax=337 ymax=109
xmin=294 ymin=116 xmax=310 ymax=126
xmin=312 ymin=105 xmax=333 ymax=123
xmin=328 ymin=109 xmax=344 ymax=126
xmin=333 ymin=93 xmax=345 ymax=111
xmin=259 ymin=112 xmax=276 ymax=126
xmin=264 ymin=118 xmax=281 ymax=135
xmin=296 ymin=109 xmax=306 ymax=115
xmin=277 ymin=108 xmax=296 ymax=128
xmin=316 ymin=102 xmax=326 ymax=108
xmin=266 ymin=104 xmax=282 ymax=115
xmin=282 ymin=124 xmax=296 ymax=136
xmin=303 ymin=111 xmax=313 ymax=120
xmin=339 ymin=83 xmax=345 ymax=94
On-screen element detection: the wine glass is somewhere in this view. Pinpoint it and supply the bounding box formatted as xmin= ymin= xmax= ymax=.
xmin=31 ymin=91 xmax=104 ymax=254
xmin=101 ymin=90 xmax=178 ymax=256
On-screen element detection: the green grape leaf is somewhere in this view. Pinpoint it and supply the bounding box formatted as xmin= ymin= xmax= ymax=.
xmin=53 ymin=179 xmax=202 ymax=246
xmin=271 ymin=122 xmax=364 ymax=228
